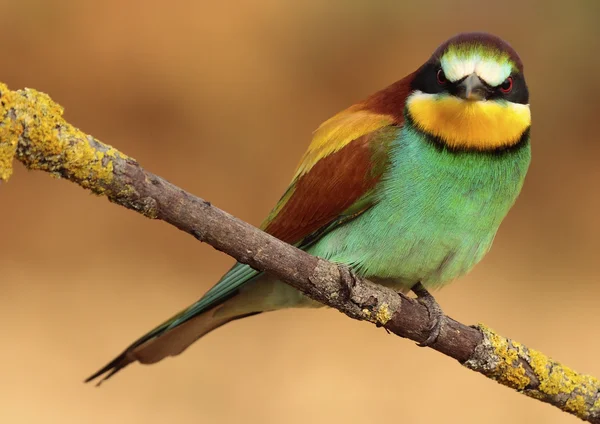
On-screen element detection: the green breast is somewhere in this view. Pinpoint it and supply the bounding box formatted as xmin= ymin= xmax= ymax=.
xmin=308 ymin=122 xmax=531 ymax=289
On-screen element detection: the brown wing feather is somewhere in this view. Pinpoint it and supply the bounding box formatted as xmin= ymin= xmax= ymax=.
xmin=263 ymin=131 xmax=388 ymax=244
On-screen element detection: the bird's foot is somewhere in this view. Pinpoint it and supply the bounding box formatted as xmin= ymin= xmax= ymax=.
xmin=411 ymin=282 xmax=445 ymax=347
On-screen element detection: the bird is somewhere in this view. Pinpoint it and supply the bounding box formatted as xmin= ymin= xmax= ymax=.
xmin=86 ymin=32 xmax=531 ymax=385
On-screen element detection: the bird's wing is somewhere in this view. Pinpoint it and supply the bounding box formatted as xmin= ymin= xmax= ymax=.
xmin=262 ymin=108 xmax=398 ymax=245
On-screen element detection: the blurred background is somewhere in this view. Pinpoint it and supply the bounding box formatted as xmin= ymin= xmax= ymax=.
xmin=1 ymin=0 xmax=599 ymax=423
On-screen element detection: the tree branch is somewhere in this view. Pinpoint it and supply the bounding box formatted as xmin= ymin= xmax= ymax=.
xmin=1 ymin=82 xmax=599 ymax=422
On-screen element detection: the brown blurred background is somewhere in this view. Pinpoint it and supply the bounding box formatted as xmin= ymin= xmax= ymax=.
xmin=1 ymin=0 xmax=599 ymax=423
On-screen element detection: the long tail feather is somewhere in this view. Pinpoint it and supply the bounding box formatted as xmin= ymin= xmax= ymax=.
xmin=86 ymin=307 xmax=262 ymax=386
xmin=86 ymin=263 xmax=262 ymax=385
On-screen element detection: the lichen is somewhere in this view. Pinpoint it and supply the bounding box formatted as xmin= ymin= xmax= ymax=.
xmin=375 ymin=303 xmax=392 ymax=325
xmin=0 ymin=140 xmax=17 ymax=181
xmin=469 ymin=324 xmax=600 ymax=420
xmin=565 ymin=395 xmax=588 ymax=418
xmin=0 ymin=84 xmax=22 ymax=181
xmin=592 ymin=395 xmax=600 ymax=415
xmin=529 ymin=348 xmax=600 ymax=419
xmin=473 ymin=325 xmax=530 ymax=390
xmin=115 ymin=184 xmax=137 ymax=199
xmin=530 ymin=349 xmax=570 ymax=395
xmin=362 ymin=308 xmax=371 ymax=318
xmin=0 ymin=83 xmax=131 ymax=194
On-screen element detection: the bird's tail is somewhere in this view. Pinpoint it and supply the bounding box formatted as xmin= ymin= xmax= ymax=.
xmin=85 ymin=263 xmax=262 ymax=386
xmin=85 ymin=307 xmax=260 ymax=386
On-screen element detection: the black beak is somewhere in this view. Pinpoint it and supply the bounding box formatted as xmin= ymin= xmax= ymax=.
xmin=456 ymin=73 xmax=490 ymax=101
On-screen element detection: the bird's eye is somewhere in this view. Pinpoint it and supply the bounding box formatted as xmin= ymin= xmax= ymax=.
xmin=436 ymin=69 xmax=447 ymax=85
xmin=499 ymin=76 xmax=513 ymax=93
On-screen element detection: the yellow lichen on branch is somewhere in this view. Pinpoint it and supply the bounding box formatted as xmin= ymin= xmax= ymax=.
xmin=0 ymin=82 xmax=129 ymax=193
xmin=529 ymin=348 xmax=600 ymax=419
xmin=472 ymin=325 xmax=532 ymax=390
xmin=375 ymin=303 xmax=392 ymax=325
xmin=0 ymin=84 xmax=22 ymax=181
xmin=466 ymin=325 xmax=600 ymax=421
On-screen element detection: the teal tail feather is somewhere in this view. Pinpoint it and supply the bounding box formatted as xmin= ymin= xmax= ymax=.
xmin=85 ymin=263 xmax=261 ymax=386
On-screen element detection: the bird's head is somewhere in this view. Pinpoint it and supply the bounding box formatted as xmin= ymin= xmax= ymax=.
xmin=407 ymin=32 xmax=531 ymax=151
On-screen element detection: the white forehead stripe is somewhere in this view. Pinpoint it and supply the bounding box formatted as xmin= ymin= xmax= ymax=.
xmin=440 ymin=54 xmax=512 ymax=86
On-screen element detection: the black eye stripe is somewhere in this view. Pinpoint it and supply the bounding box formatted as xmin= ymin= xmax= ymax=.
xmin=411 ymin=61 xmax=529 ymax=104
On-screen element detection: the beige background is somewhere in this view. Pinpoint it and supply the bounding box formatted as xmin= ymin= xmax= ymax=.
xmin=1 ymin=1 xmax=599 ymax=423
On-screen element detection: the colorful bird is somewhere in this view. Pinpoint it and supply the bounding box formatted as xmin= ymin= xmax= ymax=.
xmin=87 ymin=32 xmax=531 ymax=385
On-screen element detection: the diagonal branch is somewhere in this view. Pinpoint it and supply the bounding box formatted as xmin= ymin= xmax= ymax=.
xmin=1 ymin=82 xmax=599 ymax=423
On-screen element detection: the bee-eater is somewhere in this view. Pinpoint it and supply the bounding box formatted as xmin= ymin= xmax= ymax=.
xmin=87 ymin=32 xmax=531 ymax=384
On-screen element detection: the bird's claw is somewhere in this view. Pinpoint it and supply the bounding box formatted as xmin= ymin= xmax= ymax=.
xmin=411 ymin=282 xmax=445 ymax=347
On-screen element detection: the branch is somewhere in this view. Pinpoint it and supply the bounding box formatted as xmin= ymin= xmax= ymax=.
xmin=1 ymin=82 xmax=599 ymax=422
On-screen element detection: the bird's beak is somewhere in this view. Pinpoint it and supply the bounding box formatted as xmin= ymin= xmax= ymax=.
xmin=457 ymin=73 xmax=489 ymax=101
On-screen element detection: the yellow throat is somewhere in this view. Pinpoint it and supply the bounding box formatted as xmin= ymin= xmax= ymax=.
xmin=406 ymin=91 xmax=531 ymax=150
